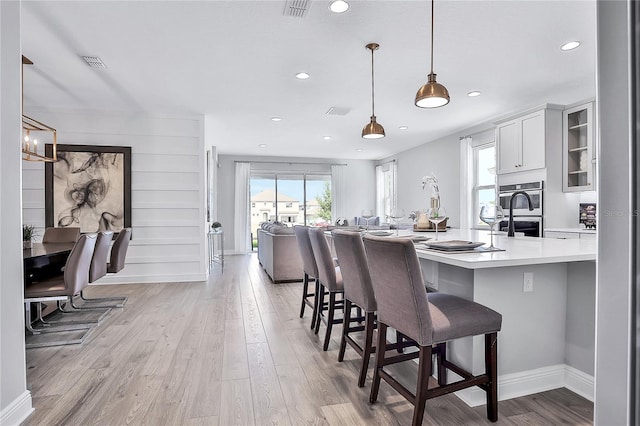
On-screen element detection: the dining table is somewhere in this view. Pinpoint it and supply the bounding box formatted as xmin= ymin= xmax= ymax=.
xmin=23 ymin=242 xmax=74 ymax=285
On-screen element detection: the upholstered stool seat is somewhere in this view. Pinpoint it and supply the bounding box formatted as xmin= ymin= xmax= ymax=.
xmin=428 ymin=292 xmax=502 ymax=343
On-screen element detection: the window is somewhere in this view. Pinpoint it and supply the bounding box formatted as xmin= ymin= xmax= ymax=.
xmin=285 ymin=202 xmax=293 ymax=208
xmin=376 ymin=162 xmax=396 ymax=221
xmin=472 ymin=143 xmax=496 ymax=228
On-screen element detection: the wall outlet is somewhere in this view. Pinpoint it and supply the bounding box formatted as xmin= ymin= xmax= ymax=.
xmin=523 ymin=272 xmax=534 ymax=292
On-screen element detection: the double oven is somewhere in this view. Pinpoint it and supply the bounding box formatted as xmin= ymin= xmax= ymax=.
xmin=497 ymin=181 xmax=544 ymax=237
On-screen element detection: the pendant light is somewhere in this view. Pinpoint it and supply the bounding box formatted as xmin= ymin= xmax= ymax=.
xmin=362 ymin=43 xmax=385 ymax=139
xmin=415 ymin=0 xmax=450 ymax=108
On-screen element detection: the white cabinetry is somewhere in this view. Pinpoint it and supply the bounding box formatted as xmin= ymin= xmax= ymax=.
xmin=545 ymin=229 xmax=596 ymax=239
xmin=496 ymin=109 xmax=546 ymax=174
xmin=563 ymin=102 xmax=595 ymax=192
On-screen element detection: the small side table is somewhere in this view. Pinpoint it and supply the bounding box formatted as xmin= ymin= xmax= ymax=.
xmin=208 ymin=229 xmax=224 ymax=272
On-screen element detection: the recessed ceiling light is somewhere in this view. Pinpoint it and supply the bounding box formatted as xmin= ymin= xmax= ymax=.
xmin=329 ymin=0 xmax=349 ymax=13
xmin=356 ymin=148 xmax=363 ymax=152
xmin=467 ymin=91 xmax=481 ymax=97
xmin=296 ymin=72 xmax=310 ymax=80
xmin=323 ymin=136 xmax=332 ymax=140
xmin=271 ymin=117 xmax=282 ymax=122
xmin=258 ymin=144 xmax=267 ymax=148
xmin=561 ymin=41 xmax=581 ymax=51
xmin=398 ymin=126 xmax=409 ymax=130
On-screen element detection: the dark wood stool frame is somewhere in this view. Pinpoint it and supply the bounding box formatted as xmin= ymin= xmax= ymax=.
xmin=370 ymin=322 xmax=498 ymax=426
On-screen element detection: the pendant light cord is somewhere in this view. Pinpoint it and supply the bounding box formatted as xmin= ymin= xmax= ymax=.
xmin=430 ymin=0 xmax=435 ymax=74
xmin=371 ymin=46 xmax=376 ymax=117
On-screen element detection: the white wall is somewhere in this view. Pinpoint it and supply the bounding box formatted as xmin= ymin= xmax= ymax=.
xmin=0 ymin=2 xmax=33 ymax=424
xmin=21 ymin=110 xmax=208 ymax=284
xmin=216 ymin=154 xmax=376 ymax=253
xmin=594 ymin=1 xmax=632 ymax=424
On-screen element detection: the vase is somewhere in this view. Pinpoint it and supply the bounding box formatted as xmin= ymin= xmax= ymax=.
xmin=416 ymin=212 xmax=430 ymax=229
xmin=23 ymin=240 xmax=32 ymax=249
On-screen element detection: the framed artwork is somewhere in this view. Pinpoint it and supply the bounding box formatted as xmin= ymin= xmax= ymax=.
xmin=45 ymin=144 xmax=132 ymax=234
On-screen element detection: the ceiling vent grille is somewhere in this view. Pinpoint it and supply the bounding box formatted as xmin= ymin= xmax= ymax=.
xmin=326 ymin=106 xmax=351 ymax=116
xmin=82 ymin=56 xmax=107 ymax=69
xmin=283 ymin=0 xmax=311 ymax=18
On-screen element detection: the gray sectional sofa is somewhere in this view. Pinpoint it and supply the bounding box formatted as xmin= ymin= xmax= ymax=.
xmin=257 ymin=223 xmax=304 ymax=283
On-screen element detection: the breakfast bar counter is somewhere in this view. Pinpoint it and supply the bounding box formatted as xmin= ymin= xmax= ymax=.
xmin=407 ymin=229 xmax=596 ymax=407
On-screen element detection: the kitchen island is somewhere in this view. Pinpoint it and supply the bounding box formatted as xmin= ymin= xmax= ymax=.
xmin=410 ymin=229 xmax=596 ymax=407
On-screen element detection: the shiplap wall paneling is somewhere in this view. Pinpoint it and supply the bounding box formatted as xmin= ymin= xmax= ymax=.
xmin=21 ymin=111 xmax=207 ymax=284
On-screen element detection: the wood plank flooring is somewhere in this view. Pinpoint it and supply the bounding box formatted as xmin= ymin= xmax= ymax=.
xmin=23 ymin=254 xmax=593 ymax=425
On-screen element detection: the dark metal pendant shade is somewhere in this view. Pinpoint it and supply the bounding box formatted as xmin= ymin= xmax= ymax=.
xmin=362 ymin=116 xmax=385 ymax=139
xmin=415 ymin=73 xmax=450 ymax=108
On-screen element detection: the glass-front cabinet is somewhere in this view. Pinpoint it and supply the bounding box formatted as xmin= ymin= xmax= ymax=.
xmin=563 ymin=102 xmax=595 ymax=192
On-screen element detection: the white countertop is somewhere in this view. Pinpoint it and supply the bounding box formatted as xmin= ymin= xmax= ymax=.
xmin=399 ymin=228 xmax=596 ymax=270
xmin=544 ymin=227 xmax=597 ymax=234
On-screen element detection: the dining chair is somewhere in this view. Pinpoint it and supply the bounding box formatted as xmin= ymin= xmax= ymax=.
xmin=106 ymin=228 xmax=131 ymax=273
xmin=308 ymin=227 xmax=344 ymax=351
xmin=42 ymin=227 xmax=81 ymax=243
xmin=362 ymin=234 xmax=502 ymax=425
xmin=293 ymin=226 xmax=319 ymax=329
xmin=80 ymin=230 xmax=128 ymax=308
xmin=24 ymin=234 xmax=99 ymax=345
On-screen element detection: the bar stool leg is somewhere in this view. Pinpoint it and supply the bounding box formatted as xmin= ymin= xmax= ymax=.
xmin=412 ymin=345 xmax=433 ymax=426
xmin=358 ymin=311 xmax=375 ymax=388
xmin=323 ymin=291 xmax=337 ymax=351
xmin=369 ymin=322 xmax=387 ymax=403
xmin=338 ymin=299 xmax=351 ymax=362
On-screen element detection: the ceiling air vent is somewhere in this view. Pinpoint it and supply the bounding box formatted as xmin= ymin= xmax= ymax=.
xmin=283 ymin=0 xmax=311 ymax=18
xmin=326 ymin=106 xmax=351 ymax=116
xmin=82 ymin=56 xmax=107 ymax=69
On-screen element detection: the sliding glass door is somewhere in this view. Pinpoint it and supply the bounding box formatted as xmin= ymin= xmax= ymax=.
xmin=250 ymin=173 xmax=331 ymax=234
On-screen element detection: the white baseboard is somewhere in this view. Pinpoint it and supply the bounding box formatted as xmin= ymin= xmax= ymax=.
xmin=454 ymin=364 xmax=593 ymax=407
xmin=0 ymin=390 xmax=33 ymax=426
xmin=564 ymin=365 xmax=594 ymax=401
xmin=89 ymin=273 xmax=207 ymax=285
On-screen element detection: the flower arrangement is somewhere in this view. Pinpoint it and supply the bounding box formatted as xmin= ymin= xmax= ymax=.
xmin=421 ymin=173 xmax=440 ymax=209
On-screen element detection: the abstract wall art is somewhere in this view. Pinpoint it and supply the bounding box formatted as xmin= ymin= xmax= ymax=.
xmin=45 ymin=144 xmax=131 ymax=233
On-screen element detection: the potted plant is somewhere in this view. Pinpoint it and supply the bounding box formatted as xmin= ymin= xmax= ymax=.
xmin=23 ymin=224 xmax=36 ymax=249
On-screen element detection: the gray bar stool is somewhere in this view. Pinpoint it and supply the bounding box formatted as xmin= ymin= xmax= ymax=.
xmin=308 ymin=227 xmax=344 ymax=351
xmin=293 ymin=226 xmax=319 ymax=329
xmin=363 ymin=234 xmax=502 ymax=425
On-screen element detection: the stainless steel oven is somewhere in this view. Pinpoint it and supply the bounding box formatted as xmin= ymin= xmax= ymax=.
xmin=499 ymin=217 xmax=543 ymax=238
xmin=498 ymin=181 xmax=544 ymax=217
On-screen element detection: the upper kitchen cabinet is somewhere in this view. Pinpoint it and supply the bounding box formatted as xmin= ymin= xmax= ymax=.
xmin=563 ymin=102 xmax=595 ymax=192
xmin=496 ymin=109 xmax=546 ymax=174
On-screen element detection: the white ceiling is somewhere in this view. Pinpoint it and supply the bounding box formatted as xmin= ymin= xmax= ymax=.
xmin=20 ymin=0 xmax=596 ymax=160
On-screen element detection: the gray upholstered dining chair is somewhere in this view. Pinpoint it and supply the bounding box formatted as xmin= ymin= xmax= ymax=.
xmin=42 ymin=227 xmax=81 ymax=243
xmin=293 ymin=226 xmax=319 ymax=329
xmin=362 ymin=234 xmax=502 ymax=425
xmin=24 ymin=233 xmax=98 ymax=343
xmin=106 ymin=228 xmax=131 ymax=273
xmin=308 ymin=227 xmax=344 ymax=351
xmin=79 ymin=230 xmax=128 ymax=308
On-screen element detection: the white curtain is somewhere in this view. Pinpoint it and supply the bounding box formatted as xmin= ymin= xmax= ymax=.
xmin=459 ymin=136 xmax=473 ymax=229
xmin=331 ymin=164 xmax=346 ymax=223
xmin=234 ymin=162 xmax=251 ymax=253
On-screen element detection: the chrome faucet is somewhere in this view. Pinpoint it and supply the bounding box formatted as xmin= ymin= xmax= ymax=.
xmin=507 ymin=191 xmax=534 ymax=237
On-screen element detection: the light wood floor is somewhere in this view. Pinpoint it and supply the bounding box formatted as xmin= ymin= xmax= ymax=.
xmin=23 ymin=254 xmax=593 ymax=425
